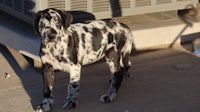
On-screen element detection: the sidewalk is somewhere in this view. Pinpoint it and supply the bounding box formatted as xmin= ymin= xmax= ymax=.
xmin=1 ymin=44 xmax=200 ymax=112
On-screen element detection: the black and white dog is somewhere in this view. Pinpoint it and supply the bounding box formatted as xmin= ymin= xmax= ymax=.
xmin=34 ymin=8 xmax=133 ymax=111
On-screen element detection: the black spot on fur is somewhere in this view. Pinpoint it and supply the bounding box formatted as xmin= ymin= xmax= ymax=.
xmin=102 ymin=96 xmax=111 ymax=103
xmin=97 ymin=51 xmax=101 ymax=58
xmin=81 ymin=33 xmax=86 ymax=49
xmin=40 ymin=44 xmax=46 ymax=56
xmin=68 ymin=100 xmax=76 ymax=108
xmin=91 ymin=28 xmax=103 ymax=51
xmin=71 ymin=83 xmax=79 ymax=88
xmin=114 ymin=32 xmax=127 ymax=50
xmin=105 ymin=47 xmax=115 ymax=58
xmin=44 ymin=13 xmax=52 ymax=21
xmin=120 ymin=23 xmax=129 ymax=29
xmin=55 ymin=55 xmax=68 ymax=62
xmin=104 ymin=19 xmax=117 ymax=29
xmin=68 ymin=32 xmax=79 ymax=64
xmin=57 ymin=36 xmax=61 ymax=42
xmin=60 ymin=49 xmax=64 ymax=55
xmin=64 ymin=39 xmax=67 ymax=43
xmin=55 ymin=55 xmax=60 ymax=62
xmin=118 ymin=34 xmax=127 ymax=50
xmin=61 ymin=57 xmax=68 ymax=62
xmin=39 ymin=50 xmax=45 ymax=56
xmin=105 ymin=47 xmax=120 ymax=70
xmin=107 ymin=33 xmax=114 ymax=44
xmin=102 ymin=26 xmax=107 ymax=33
xmin=50 ymin=47 xmax=54 ymax=54
xmin=83 ymin=26 xmax=89 ymax=32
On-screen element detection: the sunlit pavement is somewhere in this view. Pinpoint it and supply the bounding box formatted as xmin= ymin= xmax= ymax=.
xmin=1 ymin=44 xmax=200 ymax=112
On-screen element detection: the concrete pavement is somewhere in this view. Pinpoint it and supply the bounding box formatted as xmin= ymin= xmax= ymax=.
xmin=1 ymin=44 xmax=200 ymax=112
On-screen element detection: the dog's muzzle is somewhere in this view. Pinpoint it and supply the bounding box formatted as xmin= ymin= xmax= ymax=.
xmin=43 ymin=28 xmax=57 ymax=43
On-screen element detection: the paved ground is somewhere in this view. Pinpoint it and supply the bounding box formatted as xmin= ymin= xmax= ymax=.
xmin=1 ymin=44 xmax=200 ymax=112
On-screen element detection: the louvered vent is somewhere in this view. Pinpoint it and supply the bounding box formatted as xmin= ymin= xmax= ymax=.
xmin=93 ymin=0 xmax=109 ymax=12
xmin=113 ymin=0 xmax=130 ymax=9
xmin=70 ymin=0 xmax=87 ymax=11
xmin=0 ymin=0 xmax=198 ymax=24
xmin=135 ymin=0 xmax=151 ymax=7
xmin=48 ymin=0 xmax=65 ymax=10
xmin=14 ymin=0 xmax=23 ymax=12
xmin=1 ymin=0 xmax=34 ymax=17
xmin=156 ymin=0 xmax=172 ymax=4
xmin=5 ymin=0 xmax=13 ymax=8
xmin=24 ymin=0 xmax=35 ymax=16
xmin=177 ymin=0 xmax=190 ymax=1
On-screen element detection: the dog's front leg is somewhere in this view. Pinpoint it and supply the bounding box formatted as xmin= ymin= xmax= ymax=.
xmin=63 ymin=63 xmax=81 ymax=110
xmin=36 ymin=63 xmax=54 ymax=112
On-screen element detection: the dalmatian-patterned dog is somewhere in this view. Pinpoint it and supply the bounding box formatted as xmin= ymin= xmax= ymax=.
xmin=34 ymin=8 xmax=133 ymax=111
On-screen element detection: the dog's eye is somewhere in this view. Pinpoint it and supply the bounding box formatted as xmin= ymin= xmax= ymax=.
xmin=40 ymin=22 xmax=45 ymax=29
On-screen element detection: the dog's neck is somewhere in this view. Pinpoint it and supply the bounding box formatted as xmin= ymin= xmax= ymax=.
xmin=41 ymin=27 xmax=67 ymax=44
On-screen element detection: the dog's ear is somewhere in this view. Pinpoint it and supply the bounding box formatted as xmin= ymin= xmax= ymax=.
xmin=58 ymin=10 xmax=73 ymax=29
xmin=33 ymin=11 xmax=43 ymax=35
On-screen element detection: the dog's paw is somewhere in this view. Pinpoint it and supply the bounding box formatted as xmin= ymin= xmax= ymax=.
xmin=99 ymin=94 xmax=115 ymax=103
xmin=36 ymin=104 xmax=51 ymax=112
xmin=36 ymin=98 xmax=53 ymax=112
xmin=62 ymin=99 xmax=79 ymax=110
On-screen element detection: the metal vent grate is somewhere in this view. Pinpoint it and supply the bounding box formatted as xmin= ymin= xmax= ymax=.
xmin=70 ymin=0 xmax=87 ymax=11
xmin=48 ymin=0 xmax=65 ymax=10
xmin=177 ymin=0 xmax=190 ymax=1
xmin=24 ymin=0 xmax=35 ymax=16
xmin=0 ymin=0 xmax=198 ymax=24
xmin=156 ymin=0 xmax=172 ymax=4
xmin=93 ymin=0 xmax=109 ymax=12
xmin=114 ymin=0 xmax=130 ymax=9
xmin=5 ymin=0 xmax=13 ymax=8
xmin=135 ymin=0 xmax=151 ymax=7
xmin=1 ymin=0 xmax=34 ymax=17
xmin=14 ymin=0 xmax=23 ymax=12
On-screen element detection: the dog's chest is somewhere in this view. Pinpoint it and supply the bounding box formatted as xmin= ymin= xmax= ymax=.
xmin=40 ymin=43 xmax=71 ymax=71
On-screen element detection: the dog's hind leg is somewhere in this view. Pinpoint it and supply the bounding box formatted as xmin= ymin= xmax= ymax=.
xmin=36 ymin=63 xmax=54 ymax=112
xmin=100 ymin=47 xmax=131 ymax=103
xmin=120 ymin=52 xmax=131 ymax=79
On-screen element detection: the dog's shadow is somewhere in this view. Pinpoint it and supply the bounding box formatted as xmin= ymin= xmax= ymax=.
xmin=0 ymin=44 xmax=43 ymax=110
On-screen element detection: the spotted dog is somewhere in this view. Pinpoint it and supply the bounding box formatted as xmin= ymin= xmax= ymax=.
xmin=34 ymin=8 xmax=133 ymax=111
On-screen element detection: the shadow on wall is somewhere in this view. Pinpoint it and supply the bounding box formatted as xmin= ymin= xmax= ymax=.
xmin=169 ymin=4 xmax=200 ymax=48
xmin=110 ymin=0 xmax=122 ymax=17
xmin=131 ymin=4 xmax=200 ymax=56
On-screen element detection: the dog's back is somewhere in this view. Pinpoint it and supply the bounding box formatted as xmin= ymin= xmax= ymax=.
xmin=67 ymin=19 xmax=133 ymax=65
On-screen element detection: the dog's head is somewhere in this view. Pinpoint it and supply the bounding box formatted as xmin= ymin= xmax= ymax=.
xmin=33 ymin=8 xmax=73 ymax=41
